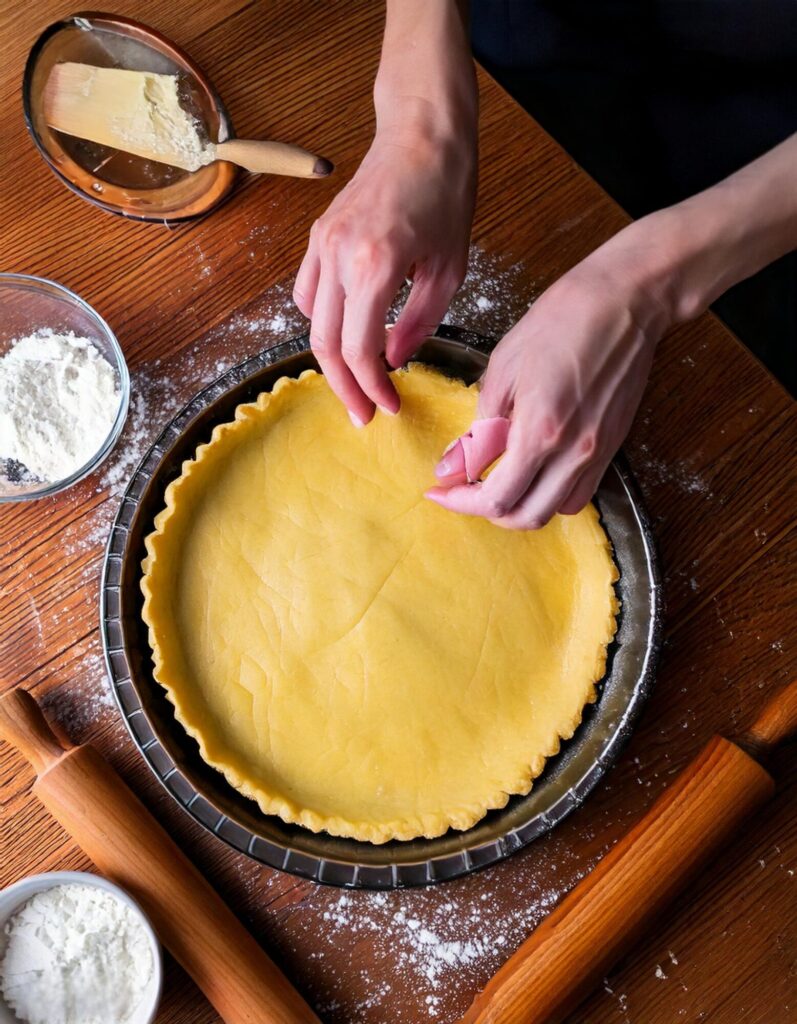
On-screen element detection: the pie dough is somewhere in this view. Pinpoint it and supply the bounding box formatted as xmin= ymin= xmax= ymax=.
xmin=141 ymin=364 xmax=619 ymax=843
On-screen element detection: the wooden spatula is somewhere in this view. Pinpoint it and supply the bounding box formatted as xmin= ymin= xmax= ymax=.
xmin=44 ymin=62 xmax=332 ymax=179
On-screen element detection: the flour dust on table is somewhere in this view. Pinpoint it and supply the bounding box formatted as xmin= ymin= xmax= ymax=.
xmin=280 ymin=841 xmax=602 ymax=1023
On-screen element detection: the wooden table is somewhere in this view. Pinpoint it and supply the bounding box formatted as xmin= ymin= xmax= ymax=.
xmin=1 ymin=3 xmax=795 ymax=1022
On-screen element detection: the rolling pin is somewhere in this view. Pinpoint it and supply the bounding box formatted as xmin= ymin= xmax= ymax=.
xmin=0 ymin=687 xmax=319 ymax=1024
xmin=460 ymin=678 xmax=797 ymax=1024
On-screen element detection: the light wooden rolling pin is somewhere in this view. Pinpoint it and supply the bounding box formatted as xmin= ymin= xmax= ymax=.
xmin=0 ymin=688 xmax=319 ymax=1024
xmin=460 ymin=678 xmax=797 ymax=1024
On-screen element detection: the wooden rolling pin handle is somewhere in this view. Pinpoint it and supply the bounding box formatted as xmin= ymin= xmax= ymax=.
xmin=215 ymin=139 xmax=333 ymax=178
xmin=460 ymin=736 xmax=775 ymax=1024
xmin=0 ymin=687 xmax=68 ymax=774
xmin=738 ymin=677 xmax=797 ymax=758
xmin=460 ymin=680 xmax=797 ymax=1024
xmin=0 ymin=688 xmax=319 ymax=1024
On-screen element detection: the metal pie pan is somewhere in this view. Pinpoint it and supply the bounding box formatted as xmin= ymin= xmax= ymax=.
xmin=101 ymin=326 xmax=662 ymax=889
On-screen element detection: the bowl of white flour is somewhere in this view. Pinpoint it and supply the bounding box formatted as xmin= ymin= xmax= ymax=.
xmin=0 ymin=274 xmax=129 ymax=502
xmin=0 ymin=872 xmax=161 ymax=1024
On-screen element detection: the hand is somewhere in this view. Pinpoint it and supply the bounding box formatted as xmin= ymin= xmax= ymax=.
xmin=293 ymin=126 xmax=476 ymax=426
xmin=427 ymin=219 xmax=675 ymax=527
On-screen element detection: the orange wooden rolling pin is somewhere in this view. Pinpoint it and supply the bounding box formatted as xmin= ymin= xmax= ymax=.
xmin=0 ymin=687 xmax=319 ymax=1024
xmin=461 ymin=678 xmax=797 ymax=1024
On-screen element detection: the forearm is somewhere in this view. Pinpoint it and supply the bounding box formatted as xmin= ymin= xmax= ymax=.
xmin=375 ymin=0 xmax=477 ymax=143
xmin=623 ymin=134 xmax=797 ymax=324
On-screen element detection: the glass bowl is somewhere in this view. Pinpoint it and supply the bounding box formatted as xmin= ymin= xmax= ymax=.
xmin=23 ymin=12 xmax=237 ymax=221
xmin=0 ymin=274 xmax=129 ymax=502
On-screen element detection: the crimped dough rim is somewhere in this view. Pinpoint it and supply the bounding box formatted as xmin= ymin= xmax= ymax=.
xmin=141 ymin=368 xmax=619 ymax=844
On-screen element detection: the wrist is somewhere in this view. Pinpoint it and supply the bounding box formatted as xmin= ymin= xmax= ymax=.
xmin=587 ymin=204 xmax=738 ymax=328
xmin=373 ymin=73 xmax=477 ymax=149
xmin=374 ymin=0 xmax=477 ymax=149
xmin=614 ymin=136 xmax=797 ymax=324
xmin=639 ymin=203 xmax=738 ymax=323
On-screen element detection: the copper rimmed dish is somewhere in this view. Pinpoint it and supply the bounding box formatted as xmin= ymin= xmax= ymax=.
xmin=100 ymin=327 xmax=662 ymax=888
xmin=24 ymin=12 xmax=236 ymax=221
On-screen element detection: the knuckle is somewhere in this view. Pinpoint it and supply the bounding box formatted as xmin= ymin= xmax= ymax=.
xmin=310 ymin=331 xmax=334 ymax=358
xmin=318 ymin=219 xmax=348 ymax=253
xmin=340 ymin=339 xmax=367 ymax=367
xmin=536 ymin=415 xmax=565 ymax=450
xmin=486 ymin=497 xmax=508 ymax=519
xmin=577 ymin=430 xmax=600 ymax=459
xmin=352 ymin=239 xmax=388 ymax=273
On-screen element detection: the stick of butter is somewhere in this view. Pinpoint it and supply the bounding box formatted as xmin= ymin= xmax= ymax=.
xmin=44 ymin=62 xmax=215 ymax=171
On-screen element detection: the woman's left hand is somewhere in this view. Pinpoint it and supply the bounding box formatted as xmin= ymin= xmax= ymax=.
xmin=427 ymin=216 xmax=676 ymax=528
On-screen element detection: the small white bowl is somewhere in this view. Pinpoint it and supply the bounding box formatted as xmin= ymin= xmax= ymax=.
xmin=0 ymin=871 xmax=162 ymax=1024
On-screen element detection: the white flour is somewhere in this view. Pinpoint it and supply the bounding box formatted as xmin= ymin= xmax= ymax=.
xmin=0 ymin=884 xmax=153 ymax=1024
xmin=0 ymin=331 xmax=119 ymax=483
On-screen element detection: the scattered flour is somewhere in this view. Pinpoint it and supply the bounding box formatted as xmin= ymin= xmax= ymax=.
xmin=387 ymin=246 xmax=533 ymax=342
xmin=0 ymin=883 xmax=153 ymax=1024
xmin=632 ymin=442 xmax=711 ymax=496
xmin=0 ymin=331 xmax=119 ymax=484
xmin=277 ymin=845 xmax=601 ymax=1023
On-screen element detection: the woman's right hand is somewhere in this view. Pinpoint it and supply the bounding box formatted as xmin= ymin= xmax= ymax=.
xmin=293 ymin=121 xmax=477 ymax=426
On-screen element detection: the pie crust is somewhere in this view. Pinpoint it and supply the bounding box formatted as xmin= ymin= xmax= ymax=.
xmin=141 ymin=364 xmax=619 ymax=843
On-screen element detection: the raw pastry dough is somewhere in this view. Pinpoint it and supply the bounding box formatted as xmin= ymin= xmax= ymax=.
xmin=141 ymin=364 xmax=619 ymax=843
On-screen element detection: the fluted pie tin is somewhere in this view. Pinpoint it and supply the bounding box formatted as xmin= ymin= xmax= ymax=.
xmin=100 ymin=327 xmax=662 ymax=889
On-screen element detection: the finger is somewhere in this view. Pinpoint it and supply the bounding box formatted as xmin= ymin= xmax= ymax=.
xmin=435 ymin=416 xmax=510 ymax=484
xmin=559 ymin=458 xmax=609 ymax=515
xmin=475 ymin=352 xmax=512 ymax=419
xmin=427 ymin=428 xmax=547 ymax=518
xmin=341 ymin=274 xmax=405 ymax=414
xmin=293 ymin=226 xmax=321 ymax=318
xmin=493 ymin=448 xmax=608 ymax=530
xmin=385 ymin=267 xmax=461 ymax=368
xmin=310 ymin=269 xmax=375 ymax=425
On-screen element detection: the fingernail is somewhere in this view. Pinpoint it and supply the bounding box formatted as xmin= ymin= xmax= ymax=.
xmin=377 ymin=403 xmax=399 ymax=416
xmin=435 ymin=457 xmax=451 ymax=476
xmin=349 ymin=411 xmax=365 ymax=428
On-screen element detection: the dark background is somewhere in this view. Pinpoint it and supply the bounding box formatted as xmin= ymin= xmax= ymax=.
xmin=473 ymin=0 xmax=797 ymax=394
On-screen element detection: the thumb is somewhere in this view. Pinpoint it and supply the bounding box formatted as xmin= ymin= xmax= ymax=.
xmin=435 ymin=416 xmax=510 ymax=485
xmin=434 ymin=348 xmax=513 ymax=485
xmin=477 ymin=351 xmax=514 ymax=419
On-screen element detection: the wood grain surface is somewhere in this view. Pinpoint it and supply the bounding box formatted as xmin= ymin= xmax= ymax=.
xmin=1 ymin=3 xmax=795 ymax=1023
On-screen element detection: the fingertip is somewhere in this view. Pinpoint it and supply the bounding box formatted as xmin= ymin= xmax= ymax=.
xmin=385 ymin=327 xmax=422 ymax=369
xmin=371 ymin=374 xmax=400 ymax=416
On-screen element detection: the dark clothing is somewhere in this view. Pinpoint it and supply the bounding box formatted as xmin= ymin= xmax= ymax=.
xmin=472 ymin=1 xmax=797 ymax=392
